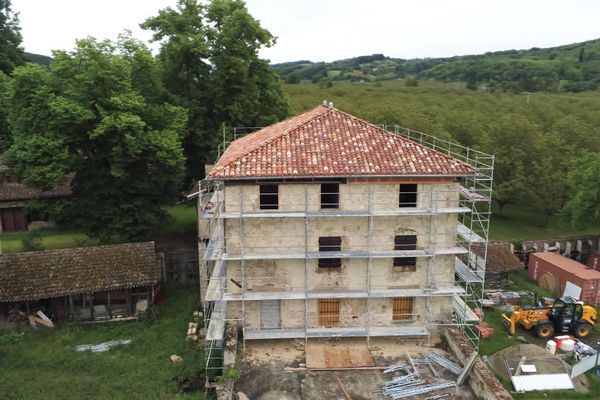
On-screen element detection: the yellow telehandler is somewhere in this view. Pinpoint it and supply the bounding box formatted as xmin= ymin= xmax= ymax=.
xmin=501 ymin=296 xmax=597 ymax=339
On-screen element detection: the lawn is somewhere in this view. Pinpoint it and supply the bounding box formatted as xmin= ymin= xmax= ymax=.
xmin=0 ymin=286 xmax=205 ymax=400
xmin=489 ymin=204 xmax=600 ymax=242
xmin=0 ymin=204 xmax=197 ymax=254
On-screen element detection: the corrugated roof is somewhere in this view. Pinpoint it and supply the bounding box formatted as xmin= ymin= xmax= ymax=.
xmin=0 ymin=242 xmax=158 ymax=302
xmin=511 ymin=373 xmax=574 ymax=392
xmin=532 ymin=252 xmax=600 ymax=280
xmin=208 ymin=105 xmax=476 ymax=179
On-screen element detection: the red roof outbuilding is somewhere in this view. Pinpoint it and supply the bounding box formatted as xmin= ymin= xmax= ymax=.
xmin=208 ymin=105 xmax=476 ymax=179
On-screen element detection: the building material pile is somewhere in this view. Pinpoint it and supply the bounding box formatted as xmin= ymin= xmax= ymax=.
xmin=10 ymin=308 xmax=54 ymax=329
xmin=186 ymin=310 xmax=204 ymax=342
xmin=381 ymin=351 xmax=471 ymax=399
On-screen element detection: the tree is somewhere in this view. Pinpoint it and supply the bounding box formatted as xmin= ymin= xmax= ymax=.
xmin=563 ymin=152 xmax=600 ymax=227
xmin=0 ymin=71 xmax=11 ymax=151
xmin=486 ymin=115 xmax=541 ymax=215
xmin=0 ymin=0 xmax=24 ymax=74
xmin=6 ymin=36 xmax=186 ymax=241
xmin=142 ymin=0 xmax=289 ymax=183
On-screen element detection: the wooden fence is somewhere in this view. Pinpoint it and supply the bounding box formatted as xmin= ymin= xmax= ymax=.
xmin=159 ymin=251 xmax=199 ymax=285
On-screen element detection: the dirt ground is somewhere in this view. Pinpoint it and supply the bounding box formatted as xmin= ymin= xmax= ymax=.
xmin=488 ymin=343 xmax=589 ymax=394
xmin=234 ymin=338 xmax=476 ymax=400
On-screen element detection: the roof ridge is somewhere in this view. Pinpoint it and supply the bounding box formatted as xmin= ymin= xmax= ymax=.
xmin=209 ymin=105 xmax=332 ymax=177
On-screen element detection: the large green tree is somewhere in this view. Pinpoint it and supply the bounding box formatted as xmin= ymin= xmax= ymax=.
xmin=0 ymin=70 xmax=11 ymax=152
xmin=0 ymin=0 xmax=24 ymax=74
xmin=142 ymin=0 xmax=289 ymax=182
xmin=6 ymin=36 xmax=186 ymax=241
xmin=563 ymin=152 xmax=600 ymax=227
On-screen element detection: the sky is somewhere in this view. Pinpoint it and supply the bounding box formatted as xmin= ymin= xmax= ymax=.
xmin=11 ymin=0 xmax=600 ymax=63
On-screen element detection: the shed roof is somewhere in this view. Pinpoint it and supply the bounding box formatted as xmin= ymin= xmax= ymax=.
xmin=0 ymin=242 xmax=158 ymax=302
xmin=531 ymin=252 xmax=600 ymax=280
xmin=0 ymin=175 xmax=72 ymax=202
xmin=474 ymin=243 xmax=523 ymax=274
xmin=208 ymin=105 xmax=476 ymax=179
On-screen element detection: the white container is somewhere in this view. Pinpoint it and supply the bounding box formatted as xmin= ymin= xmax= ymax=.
xmin=560 ymin=339 xmax=576 ymax=352
xmin=546 ymin=340 xmax=557 ymax=355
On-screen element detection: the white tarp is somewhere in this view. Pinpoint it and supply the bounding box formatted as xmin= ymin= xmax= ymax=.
xmin=511 ymin=373 xmax=574 ymax=392
xmin=563 ymin=281 xmax=582 ymax=300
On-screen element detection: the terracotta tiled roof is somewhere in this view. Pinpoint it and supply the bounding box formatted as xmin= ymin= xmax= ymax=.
xmin=0 ymin=177 xmax=72 ymax=202
xmin=208 ymin=105 xmax=475 ymax=179
xmin=0 ymin=242 xmax=158 ymax=302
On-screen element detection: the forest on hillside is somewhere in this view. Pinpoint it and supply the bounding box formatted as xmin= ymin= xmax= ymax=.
xmin=284 ymin=80 xmax=600 ymax=227
xmin=275 ymin=39 xmax=600 ymax=92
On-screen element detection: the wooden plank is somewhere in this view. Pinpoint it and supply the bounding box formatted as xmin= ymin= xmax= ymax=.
xmin=336 ymin=376 xmax=353 ymax=400
xmin=36 ymin=311 xmax=52 ymax=324
xmin=27 ymin=315 xmax=37 ymax=330
xmin=306 ymin=344 xmax=327 ymax=369
xmin=456 ymin=352 xmax=478 ymax=385
xmin=32 ymin=316 xmax=54 ymax=328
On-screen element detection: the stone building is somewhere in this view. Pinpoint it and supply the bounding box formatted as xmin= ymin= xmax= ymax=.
xmin=198 ymin=104 xmax=493 ymax=370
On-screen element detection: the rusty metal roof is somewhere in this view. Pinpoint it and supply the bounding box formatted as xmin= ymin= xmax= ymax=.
xmin=532 ymin=252 xmax=600 ymax=280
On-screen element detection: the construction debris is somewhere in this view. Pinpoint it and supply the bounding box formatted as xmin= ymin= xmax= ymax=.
xmin=456 ymin=352 xmax=478 ymax=385
xmin=383 ymin=381 xmax=456 ymax=399
xmin=75 ymin=339 xmax=132 ymax=353
xmin=170 ymin=354 xmax=183 ymax=364
xmin=186 ymin=321 xmax=205 ymax=342
xmin=426 ymin=352 xmax=462 ymax=375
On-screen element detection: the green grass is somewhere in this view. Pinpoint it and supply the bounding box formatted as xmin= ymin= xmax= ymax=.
xmin=0 ymin=286 xmax=205 ymax=400
xmin=0 ymin=229 xmax=94 ymax=254
xmin=0 ymin=204 xmax=197 ymax=254
xmin=489 ymin=204 xmax=600 ymax=241
xmin=164 ymin=204 xmax=197 ymax=234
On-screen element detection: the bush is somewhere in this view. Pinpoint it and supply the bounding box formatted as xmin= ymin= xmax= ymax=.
xmin=21 ymin=233 xmax=43 ymax=252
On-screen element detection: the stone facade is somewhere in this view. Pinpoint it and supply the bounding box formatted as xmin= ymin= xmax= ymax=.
xmin=213 ymin=180 xmax=462 ymax=338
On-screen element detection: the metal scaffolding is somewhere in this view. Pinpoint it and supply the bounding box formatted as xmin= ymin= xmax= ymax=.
xmin=199 ymin=125 xmax=494 ymax=375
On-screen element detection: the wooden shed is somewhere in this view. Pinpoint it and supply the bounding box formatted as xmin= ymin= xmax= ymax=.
xmin=474 ymin=242 xmax=524 ymax=288
xmin=0 ymin=242 xmax=159 ymax=324
xmin=528 ymin=252 xmax=600 ymax=305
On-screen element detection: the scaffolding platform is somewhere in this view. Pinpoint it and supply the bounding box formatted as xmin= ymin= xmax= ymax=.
xmin=457 ymin=223 xmax=486 ymax=243
xmin=453 ymin=295 xmax=480 ymax=322
xmin=215 ymin=286 xmax=465 ymax=302
xmin=454 ymin=257 xmax=484 ymax=283
xmin=206 ymin=301 xmax=227 ymax=341
xmin=244 ymin=326 xmax=429 ymax=340
xmin=214 ymin=207 xmax=471 ymax=219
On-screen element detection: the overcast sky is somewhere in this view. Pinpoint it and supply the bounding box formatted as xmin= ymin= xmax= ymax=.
xmin=11 ymin=0 xmax=600 ymax=63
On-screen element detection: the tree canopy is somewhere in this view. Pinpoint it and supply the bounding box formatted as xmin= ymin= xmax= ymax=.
xmin=6 ymin=36 xmax=186 ymax=241
xmin=563 ymin=153 xmax=600 ymax=227
xmin=142 ymin=0 xmax=289 ymax=182
xmin=0 ymin=0 xmax=24 ymax=74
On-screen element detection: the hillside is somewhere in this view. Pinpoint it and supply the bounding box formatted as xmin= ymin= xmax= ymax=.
xmin=24 ymin=52 xmax=52 ymax=66
xmin=274 ymin=38 xmax=600 ymax=92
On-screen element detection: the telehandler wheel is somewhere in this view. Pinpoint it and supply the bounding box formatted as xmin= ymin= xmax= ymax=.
xmin=575 ymin=322 xmax=593 ymax=338
xmin=535 ymin=323 xmax=554 ymax=339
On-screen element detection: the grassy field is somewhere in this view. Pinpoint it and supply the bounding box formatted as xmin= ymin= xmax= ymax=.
xmin=489 ymin=205 xmax=600 ymax=241
xmin=0 ymin=204 xmax=196 ymax=254
xmin=0 ymin=286 xmax=205 ymax=400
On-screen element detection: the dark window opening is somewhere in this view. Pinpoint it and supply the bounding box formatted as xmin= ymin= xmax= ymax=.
xmin=259 ymin=184 xmax=278 ymax=210
xmin=321 ymin=183 xmax=340 ymax=209
xmin=394 ymin=235 xmax=417 ymax=269
xmin=319 ymin=236 xmax=342 ymax=268
xmin=399 ymin=184 xmax=418 ymax=207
